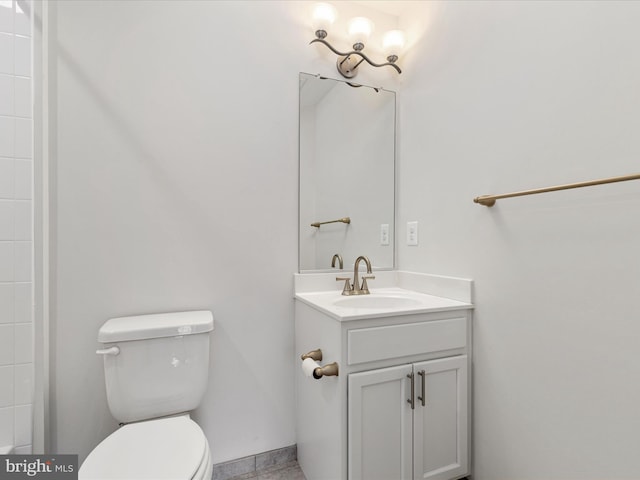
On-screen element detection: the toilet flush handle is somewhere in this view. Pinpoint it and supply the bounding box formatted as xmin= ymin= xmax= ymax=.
xmin=96 ymin=346 xmax=120 ymax=356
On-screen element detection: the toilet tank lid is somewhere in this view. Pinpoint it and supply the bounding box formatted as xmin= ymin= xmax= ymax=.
xmin=98 ymin=310 xmax=214 ymax=343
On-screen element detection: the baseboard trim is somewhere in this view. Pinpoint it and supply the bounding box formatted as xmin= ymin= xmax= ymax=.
xmin=212 ymin=445 xmax=297 ymax=480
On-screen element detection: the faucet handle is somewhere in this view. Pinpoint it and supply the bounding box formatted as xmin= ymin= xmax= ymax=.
xmin=336 ymin=277 xmax=352 ymax=295
xmin=360 ymin=275 xmax=375 ymax=293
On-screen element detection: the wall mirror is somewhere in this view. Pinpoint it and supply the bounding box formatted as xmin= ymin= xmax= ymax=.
xmin=299 ymin=73 xmax=396 ymax=273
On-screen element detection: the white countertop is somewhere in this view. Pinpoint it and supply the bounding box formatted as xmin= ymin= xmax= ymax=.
xmin=295 ymin=287 xmax=472 ymax=321
xmin=294 ymin=271 xmax=474 ymax=321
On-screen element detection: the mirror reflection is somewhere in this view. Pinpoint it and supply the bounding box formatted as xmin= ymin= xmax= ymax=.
xmin=299 ymin=73 xmax=395 ymax=272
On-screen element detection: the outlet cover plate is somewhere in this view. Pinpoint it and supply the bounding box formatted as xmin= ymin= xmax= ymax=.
xmin=407 ymin=221 xmax=418 ymax=246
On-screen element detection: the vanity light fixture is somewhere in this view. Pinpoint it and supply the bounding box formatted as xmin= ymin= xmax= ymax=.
xmin=310 ymin=2 xmax=404 ymax=78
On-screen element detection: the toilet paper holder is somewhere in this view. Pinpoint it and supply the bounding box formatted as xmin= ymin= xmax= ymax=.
xmin=300 ymin=349 xmax=339 ymax=379
xmin=300 ymin=348 xmax=323 ymax=362
xmin=313 ymin=362 xmax=339 ymax=379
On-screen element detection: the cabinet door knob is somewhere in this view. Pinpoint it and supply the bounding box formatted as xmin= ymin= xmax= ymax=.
xmin=417 ymin=370 xmax=426 ymax=407
xmin=407 ymin=373 xmax=415 ymax=410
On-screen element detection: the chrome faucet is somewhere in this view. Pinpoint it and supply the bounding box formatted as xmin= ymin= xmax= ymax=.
xmin=336 ymin=255 xmax=375 ymax=296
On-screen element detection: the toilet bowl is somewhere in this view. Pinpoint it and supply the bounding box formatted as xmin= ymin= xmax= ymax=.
xmin=79 ymin=311 xmax=214 ymax=480
xmin=80 ymin=416 xmax=212 ymax=480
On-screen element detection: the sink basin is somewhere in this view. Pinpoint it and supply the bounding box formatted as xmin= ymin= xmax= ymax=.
xmin=333 ymin=295 xmax=423 ymax=309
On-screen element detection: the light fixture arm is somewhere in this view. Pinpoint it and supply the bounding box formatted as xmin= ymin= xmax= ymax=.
xmin=310 ymin=38 xmax=402 ymax=76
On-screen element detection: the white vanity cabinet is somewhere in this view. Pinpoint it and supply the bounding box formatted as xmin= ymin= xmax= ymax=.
xmin=349 ymin=356 xmax=468 ymax=480
xmin=295 ymin=286 xmax=472 ymax=480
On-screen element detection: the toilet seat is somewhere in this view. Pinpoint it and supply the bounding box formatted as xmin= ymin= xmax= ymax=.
xmin=79 ymin=415 xmax=211 ymax=480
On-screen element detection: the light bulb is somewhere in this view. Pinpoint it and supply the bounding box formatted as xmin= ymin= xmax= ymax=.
xmin=382 ymin=30 xmax=405 ymax=62
xmin=348 ymin=17 xmax=374 ymax=50
xmin=312 ymin=3 xmax=337 ymax=38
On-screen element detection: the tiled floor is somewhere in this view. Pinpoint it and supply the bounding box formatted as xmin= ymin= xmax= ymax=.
xmin=229 ymin=460 xmax=306 ymax=480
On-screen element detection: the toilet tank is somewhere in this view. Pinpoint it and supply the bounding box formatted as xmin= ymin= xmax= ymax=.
xmin=97 ymin=311 xmax=214 ymax=424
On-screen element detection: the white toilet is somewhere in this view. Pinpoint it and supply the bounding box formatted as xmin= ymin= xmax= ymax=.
xmin=79 ymin=311 xmax=214 ymax=480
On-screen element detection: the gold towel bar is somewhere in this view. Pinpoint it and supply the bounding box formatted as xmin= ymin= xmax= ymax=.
xmin=310 ymin=217 xmax=351 ymax=228
xmin=474 ymin=173 xmax=640 ymax=207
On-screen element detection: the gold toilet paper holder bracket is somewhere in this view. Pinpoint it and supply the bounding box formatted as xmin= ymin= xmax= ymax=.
xmin=300 ymin=348 xmax=323 ymax=362
xmin=312 ymin=362 xmax=339 ymax=379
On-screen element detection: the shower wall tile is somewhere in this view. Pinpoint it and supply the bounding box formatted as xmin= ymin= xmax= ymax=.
xmin=14 ymin=76 xmax=28 ymax=116
xmin=0 ymin=3 xmax=12 ymax=34
xmin=13 ymin=323 xmax=31 ymax=364
xmin=0 ymin=324 xmax=14 ymax=365
xmin=0 ymin=365 xmax=13 ymax=407
xmin=0 ymin=157 xmax=13 ymax=197
xmin=13 ymin=282 xmax=30 ymax=323
xmin=13 ymin=241 xmax=30 ymax=282
xmin=13 ymin=200 xmax=29 ymax=240
xmin=14 ymin=403 xmax=30 ymax=446
xmin=0 ymin=32 xmax=12 ymax=74
xmin=0 ymin=116 xmax=14 ymax=156
xmin=0 ymin=283 xmax=12 ymax=323
xmin=14 ymin=159 xmax=31 ymax=199
xmin=14 ymin=117 xmax=31 ymax=158
xmin=14 ymin=2 xmax=29 ymax=37
xmin=13 ymin=35 xmax=28 ymax=77
xmin=0 ymin=73 xmax=12 ymax=114
xmin=0 ymin=199 xmax=12 ymax=239
xmin=0 ymin=1 xmax=32 ymax=441
xmin=0 ymin=241 xmax=13 ymax=281
xmin=0 ymin=406 xmax=13 ymax=446
xmin=13 ymin=363 xmax=31 ymax=405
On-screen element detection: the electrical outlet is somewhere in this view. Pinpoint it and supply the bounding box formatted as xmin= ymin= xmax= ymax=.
xmin=407 ymin=221 xmax=418 ymax=246
xmin=380 ymin=224 xmax=389 ymax=245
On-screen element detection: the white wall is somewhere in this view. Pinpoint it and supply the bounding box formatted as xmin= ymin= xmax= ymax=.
xmin=47 ymin=0 xmax=401 ymax=465
xmin=49 ymin=0 xmax=302 ymax=464
xmin=398 ymin=1 xmax=640 ymax=478
xmin=0 ymin=0 xmax=33 ymax=454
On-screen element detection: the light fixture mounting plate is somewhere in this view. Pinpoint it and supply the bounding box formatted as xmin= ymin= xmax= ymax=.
xmin=337 ymin=55 xmax=359 ymax=78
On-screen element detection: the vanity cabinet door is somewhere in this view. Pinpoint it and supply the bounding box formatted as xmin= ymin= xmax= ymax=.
xmin=348 ymin=364 xmax=413 ymax=480
xmin=413 ymin=356 xmax=468 ymax=480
